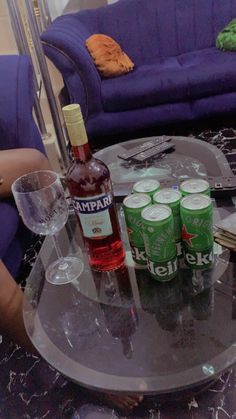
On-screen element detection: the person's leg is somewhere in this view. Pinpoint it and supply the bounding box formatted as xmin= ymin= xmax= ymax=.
xmin=94 ymin=391 xmax=143 ymax=411
xmin=0 ymin=260 xmax=37 ymax=354
xmin=0 ymin=148 xmax=51 ymax=197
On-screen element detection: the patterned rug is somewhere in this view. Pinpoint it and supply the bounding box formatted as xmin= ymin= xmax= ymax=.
xmin=193 ymin=127 xmax=236 ymax=174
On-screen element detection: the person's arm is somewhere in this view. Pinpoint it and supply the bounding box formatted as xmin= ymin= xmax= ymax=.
xmin=0 ymin=148 xmax=51 ymax=197
xmin=0 ymin=260 xmax=38 ymax=354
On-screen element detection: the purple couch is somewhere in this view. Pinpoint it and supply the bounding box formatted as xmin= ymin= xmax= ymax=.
xmin=0 ymin=55 xmax=45 ymax=277
xmin=41 ymin=0 xmax=236 ymax=144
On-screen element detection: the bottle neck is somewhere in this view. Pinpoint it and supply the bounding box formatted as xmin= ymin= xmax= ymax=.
xmin=63 ymin=106 xmax=91 ymax=161
xmin=72 ymin=142 xmax=92 ymax=162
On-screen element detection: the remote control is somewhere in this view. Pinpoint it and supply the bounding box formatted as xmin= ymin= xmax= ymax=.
xmin=131 ymin=142 xmax=175 ymax=162
xmin=117 ymin=137 xmax=170 ymax=160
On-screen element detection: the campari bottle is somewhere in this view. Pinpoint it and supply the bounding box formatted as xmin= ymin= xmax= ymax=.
xmin=62 ymin=103 xmax=125 ymax=271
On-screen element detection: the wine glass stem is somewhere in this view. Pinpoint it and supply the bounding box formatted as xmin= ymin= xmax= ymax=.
xmin=52 ymin=234 xmax=68 ymax=270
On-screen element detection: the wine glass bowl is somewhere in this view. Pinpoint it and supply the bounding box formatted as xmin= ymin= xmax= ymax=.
xmin=13 ymin=170 xmax=68 ymax=235
xmin=12 ymin=170 xmax=84 ymax=285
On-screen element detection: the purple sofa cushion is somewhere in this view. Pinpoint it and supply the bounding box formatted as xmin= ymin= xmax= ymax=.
xmin=0 ymin=55 xmax=46 ymax=277
xmin=0 ymin=201 xmax=19 ymax=255
xmin=2 ymin=241 xmax=23 ymax=278
xmin=0 ymin=199 xmax=32 ymax=277
xmin=0 ymin=55 xmax=45 ymax=154
xmin=102 ymin=48 xmax=236 ymax=112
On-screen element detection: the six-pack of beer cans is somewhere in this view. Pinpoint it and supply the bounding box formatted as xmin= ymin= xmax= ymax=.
xmin=123 ymin=178 xmax=214 ymax=281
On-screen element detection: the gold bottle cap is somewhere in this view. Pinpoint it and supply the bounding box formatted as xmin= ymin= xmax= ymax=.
xmin=62 ymin=104 xmax=83 ymax=124
xmin=62 ymin=103 xmax=88 ymax=146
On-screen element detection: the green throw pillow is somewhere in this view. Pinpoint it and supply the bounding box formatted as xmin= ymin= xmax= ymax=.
xmin=216 ymin=18 xmax=236 ymax=51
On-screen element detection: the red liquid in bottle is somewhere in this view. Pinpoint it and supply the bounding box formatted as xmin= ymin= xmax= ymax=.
xmin=67 ymin=143 xmax=125 ymax=271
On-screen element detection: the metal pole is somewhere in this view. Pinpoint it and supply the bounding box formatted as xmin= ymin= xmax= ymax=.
xmin=38 ymin=0 xmax=52 ymax=30
xmin=32 ymin=0 xmax=43 ymax=33
xmin=7 ymin=0 xmax=48 ymax=137
xmin=25 ymin=0 xmax=70 ymax=170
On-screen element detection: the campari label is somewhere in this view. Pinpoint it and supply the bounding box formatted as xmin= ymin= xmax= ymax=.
xmin=72 ymin=192 xmax=113 ymax=238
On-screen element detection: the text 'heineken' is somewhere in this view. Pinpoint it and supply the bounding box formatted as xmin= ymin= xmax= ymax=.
xmin=123 ymin=193 xmax=151 ymax=264
xmin=180 ymin=178 xmax=210 ymax=197
xmin=180 ymin=194 xmax=213 ymax=269
xmin=132 ymin=179 xmax=160 ymax=201
xmin=141 ymin=204 xmax=177 ymax=281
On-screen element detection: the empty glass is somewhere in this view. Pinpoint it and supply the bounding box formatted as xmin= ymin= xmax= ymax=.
xmin=12 ymin=170 xmax=84 ymax=285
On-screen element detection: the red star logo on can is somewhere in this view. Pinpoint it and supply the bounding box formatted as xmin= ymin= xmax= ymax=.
xmin=182 ymin=224 xmax=198 ymax=246
xmin=127 ymin=227 xmax=133 ymax=237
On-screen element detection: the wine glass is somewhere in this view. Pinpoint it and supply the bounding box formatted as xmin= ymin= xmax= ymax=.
xmin=12 ymin=170 xmax=84 ymax=285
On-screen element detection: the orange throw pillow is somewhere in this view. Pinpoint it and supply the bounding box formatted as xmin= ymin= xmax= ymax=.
xmin=86 ymin=34 xmax=134 ymax=78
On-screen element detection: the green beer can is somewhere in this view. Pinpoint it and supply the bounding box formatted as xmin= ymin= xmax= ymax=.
xmin=153 ymin=188 xmax=182 ymax=243
xmin=180 ymin=194 xmax=213 ymax=269
xmin=180 ymin=178 xmax=211 ymax=197
xmin=141 ymin=204 xmax=178 ymax=282
xmin=132 ymin=179 xmax=160 ymax=201
xmin=123 ymin=193 xmax=151 ymax=265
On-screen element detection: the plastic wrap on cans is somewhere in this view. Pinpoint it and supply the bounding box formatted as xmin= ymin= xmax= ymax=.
xmin=132 ymin=179 xmax=160 ymax=201
xmin=153 ymin=188 xmax=182 ymax=257
xmin=180 ymin=194 xmax=213 ymax=269
xmin=141 ymin=204 xmax=177 ymax=281
xmin=123 ymin=193 xmax=151 ymax=264
xmin=180 ymin=178 xmax=210 ymax=197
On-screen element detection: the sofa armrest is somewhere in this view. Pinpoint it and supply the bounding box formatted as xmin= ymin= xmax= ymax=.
xmin=0 ymin=55 xmax=45 ymax=154
xmin=41 ymin=15 xmax=103 ymax=120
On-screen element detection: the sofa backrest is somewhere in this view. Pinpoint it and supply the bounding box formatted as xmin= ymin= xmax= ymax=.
xmin=75 ymin=0 xmax=236 ymax=64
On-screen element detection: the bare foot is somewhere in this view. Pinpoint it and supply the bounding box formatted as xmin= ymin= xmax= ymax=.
xmin=96 ymin=392 xmax=143 ymax=412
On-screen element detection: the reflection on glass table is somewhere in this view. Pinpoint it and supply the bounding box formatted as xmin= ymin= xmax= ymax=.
xmin=23 ymin=200 xmax=236 ymax=395
xmin=94 ymin=136 xmax=233 ymax=196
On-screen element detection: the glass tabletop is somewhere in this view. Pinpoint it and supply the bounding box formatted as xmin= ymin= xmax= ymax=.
xmin=94 ymin=136 xmax=233 ymax=197
xmin=23 ymin=198 xmax=236 ymax=395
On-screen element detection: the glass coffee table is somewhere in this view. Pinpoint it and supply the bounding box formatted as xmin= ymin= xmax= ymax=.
xmin=23 ymin=136 xmax=236 ymax=396
xmin=94 ymin=135 xmax=233 ymax=197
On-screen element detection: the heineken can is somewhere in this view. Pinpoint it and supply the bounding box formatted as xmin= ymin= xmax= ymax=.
xmin=141 ymin=204 xmax=178 ymax=282
xmin=180 ymin=194 xmax=213 ymax=269
xmin=132 ymin=179 xmax=160 ymax=200
xmin=123 ymin=193 xmax=151 ymax=265
xmin=153 ymin=188 xmax=182 ymax=257
xmin=180 ymin=178 xmax=211 ymax=197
